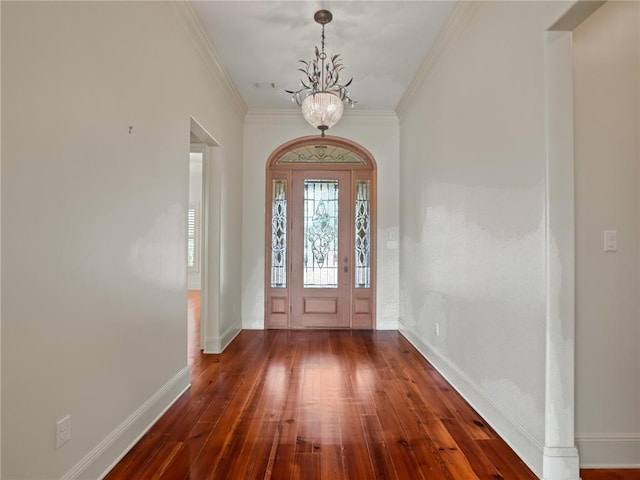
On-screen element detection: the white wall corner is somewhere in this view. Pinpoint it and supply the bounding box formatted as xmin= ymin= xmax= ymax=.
xmin=543 ymin=28 xmax=580 ymax=480
xmin=60 ymin=367 xmax=190 ymax=480
xmin=168 ymin=1 xmax=247 ymax=116
xmin=220 ymin=324 xmax=242 ymax=352
xmin=399 ymin=326 xmax=545 ymax=477
xmin=204 ymin=336 xmax=220 ymax=354
xmin=395 ymin=0 xmax=482 ymax=121
xmin=0 ymin=3 xmax=3 ymax=477
xmin=203 ymin=323 xmax=241 ymax=354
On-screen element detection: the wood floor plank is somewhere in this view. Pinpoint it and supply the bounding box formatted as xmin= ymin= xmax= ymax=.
xmin=479 ymin=438 xmax=538 ymax=480
xmin=361 ymin=413 xmax=399 ymax=479
xmin=364 ymin=337 xmax=435 ymax=480
xmin=209 ymin=332 xmax=293 ymax=479
xmin=292 ymin=452 xmax=321 ymax=480
xmin=105 ymin=433 xmax=168 ymax=480
xmin=176 ymin=422 xmax=214 ymax=478
xmin=373 ymin=381 xmax=445 ymax=480
xmin=136 ymin=439 xmax=182 ymax=480
xmin=319 ymin=444 xmax=345 ymax=480
xmin=157 ymin=444 xmax=191 ymax=480
xmin=441 ymin=417 xmax=504 ymax=479
xmin=106 ymin=291 xmax=572 ymax=480
xmin=187 ymin=338 xmax=274 ymax=478
xmin=270 ymin=364 xmax=302 ymax=480
xmin=340 ymin=399 xmax=377 ymax=479
xmin=422 ymin=418 xmax=481 ymax=480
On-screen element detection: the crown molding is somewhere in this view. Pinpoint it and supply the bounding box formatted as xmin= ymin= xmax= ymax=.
xmin=169 ymin=1 xmax=248 ymax=116
xmin=245 ymin=109 xmax=302 ymax=120
xmin=245 ymin=108 xmax=398 ymax=123
xmin=395 ymin=1 xmax=482 ymax=121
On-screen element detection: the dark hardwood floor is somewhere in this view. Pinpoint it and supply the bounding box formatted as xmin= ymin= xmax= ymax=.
xmin=105 ymin=291 xmax=639 ymax=479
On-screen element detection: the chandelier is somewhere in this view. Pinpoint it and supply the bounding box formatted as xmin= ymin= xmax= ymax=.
xmin=286 ymin=10 xmax=356 ymax=137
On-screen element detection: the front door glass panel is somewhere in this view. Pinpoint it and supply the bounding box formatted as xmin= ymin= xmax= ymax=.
xmin=303 ymin=180 xmax=339 ymax=288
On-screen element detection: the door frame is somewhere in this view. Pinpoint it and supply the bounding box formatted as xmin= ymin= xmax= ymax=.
xmin=264 ymin=135 xmax=377 ymax=329
xmin=189 ymin=142 xmax=206 ymax=349
xmin=189 ymin=117 xmax=222 ymax=352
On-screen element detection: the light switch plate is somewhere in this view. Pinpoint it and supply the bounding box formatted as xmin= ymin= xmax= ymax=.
xmin=604 ymin=230 xmax=618 ymax=252
xmin=56 ymin=415 xmax=71 ymax=448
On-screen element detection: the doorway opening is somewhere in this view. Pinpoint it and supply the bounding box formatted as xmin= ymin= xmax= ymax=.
xmin=265 ymin=136 xmax=377 ymax=329
xmin=188 ymin=117 xmax=221 ymax=359
xmin=188 ymin=143 xmax=204 ymax=363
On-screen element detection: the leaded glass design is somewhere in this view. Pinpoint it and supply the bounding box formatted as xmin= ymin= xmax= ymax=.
xmin=303 ymin=180 xmax=339 ymax=288
xmin=277 ymin=145 xmax=366 ymax=164
xmin=271 ymin=180 xmax=287 ymax=288
xmin=355 ymin=181 xmax=370 ymax=288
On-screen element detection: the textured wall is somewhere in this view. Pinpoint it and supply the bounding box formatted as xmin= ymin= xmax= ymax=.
xmin=574 ymin=0 xmax=640 ymax=466
xmin=1 ymin=2 xmax=244 ymax=477
xmin=398 ymin=1 xmax=572 ymax=474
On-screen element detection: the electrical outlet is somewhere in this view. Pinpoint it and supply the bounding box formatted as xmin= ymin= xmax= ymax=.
xmin=56 ymin=415 xmax=71 ymax=448
xmin=435 ymin=323 xmax=440 ymax=337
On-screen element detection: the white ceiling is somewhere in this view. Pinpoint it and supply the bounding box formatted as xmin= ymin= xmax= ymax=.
xmin=189 ymin=1 xmax=457 ymax=111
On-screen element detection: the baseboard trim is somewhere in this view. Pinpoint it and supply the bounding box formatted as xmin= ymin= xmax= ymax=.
xmin=203 ymin=336 xmax=218 ymax=354
xmin=576 ymin=433 xmax=640 ymax=468
xmin=203 ymin=323 xmax=241 ymax=354
xmin=399 ymin=326 xmax=544 ymax=477
xmin=60 ymin=367 xmax=190 ymax=480
xmin=220 ymin=324 xmax=241 ymax=352
xmin=543 ymin=446 xmax=580 ymax=480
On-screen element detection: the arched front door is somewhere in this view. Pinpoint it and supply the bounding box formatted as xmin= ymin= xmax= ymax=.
xmin=265 ymin=136 xmax=376 ymax=329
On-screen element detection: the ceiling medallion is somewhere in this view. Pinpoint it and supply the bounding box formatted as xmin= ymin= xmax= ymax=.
xmin=286 ymin=10 xmax=356 ymax=137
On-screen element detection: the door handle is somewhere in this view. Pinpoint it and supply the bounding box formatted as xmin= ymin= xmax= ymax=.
xmin=344 ymin=265 xmax=349 ymax=272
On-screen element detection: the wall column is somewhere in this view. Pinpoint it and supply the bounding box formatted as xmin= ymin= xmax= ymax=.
xmin=543 ymin=30 xmax=580 ymax=480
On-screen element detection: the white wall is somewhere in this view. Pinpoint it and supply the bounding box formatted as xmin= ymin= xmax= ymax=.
xmin=1 ymin=2 xmax=244 ymax=478
xmin=573 ymin=0 xmax=640 ymax=467
xmin=397 ymin=1 xmax=573 ymax=476
xmin=0 ymin=3 xmax=3 ymax=474
xmin=242 ymin=111 xmax=399 ymax=330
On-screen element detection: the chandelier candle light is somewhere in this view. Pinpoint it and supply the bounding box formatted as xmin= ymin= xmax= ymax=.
xmin=286 ymin=10 xmax=356 ymax=136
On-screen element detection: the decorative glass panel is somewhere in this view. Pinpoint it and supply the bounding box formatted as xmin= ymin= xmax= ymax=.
xmin=277 ymin=145 xmax=366 ymax=164
xmin=355 ymin=181 xmax=370 ymax=288
xmin=303 ymin=180 xmax=339 ymax=288
xmin=271 ymin=180 xmax=287 ymax=288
